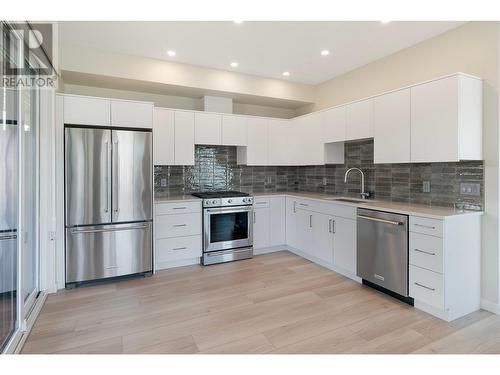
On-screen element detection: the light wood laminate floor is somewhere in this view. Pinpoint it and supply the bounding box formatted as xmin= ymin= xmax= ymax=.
xmin=23 ymin=251 xmax=500 ymax=354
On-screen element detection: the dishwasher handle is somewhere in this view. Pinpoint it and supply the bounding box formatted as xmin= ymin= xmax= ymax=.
xmin=357 ymin=214 xmax=403 ymax=226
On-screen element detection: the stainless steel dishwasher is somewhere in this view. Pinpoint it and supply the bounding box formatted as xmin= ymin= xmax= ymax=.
xmin=357 ymin=208 xmax=412 ymax=303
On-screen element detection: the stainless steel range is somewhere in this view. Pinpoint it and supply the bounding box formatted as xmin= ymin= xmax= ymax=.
xmin=192 ymin=191 xmax=254 ymax=265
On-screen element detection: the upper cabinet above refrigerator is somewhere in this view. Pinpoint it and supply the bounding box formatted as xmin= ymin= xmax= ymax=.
xmin=63 ymin=95 xmax=153 ymax=129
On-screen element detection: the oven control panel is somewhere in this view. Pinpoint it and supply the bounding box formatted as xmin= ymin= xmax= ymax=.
xmin=203 ymin=196 xmax=254 ymax=208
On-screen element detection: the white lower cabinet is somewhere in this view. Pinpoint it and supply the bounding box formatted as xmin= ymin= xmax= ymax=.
xmin=286 ymin=197 xmax=298 ymax=249
xmin=253 ymin=205 xmax=270 ymax=249
xmin=296 ymin=209 xmax=313 ymax=256
xmin=154 ymin=200 xmax=202 ymax=270
xmin=408 ymin=214 xmax=481 ymax=321
xmin=312 ymin=212 xmax=334 ymax=264
xmin=332 ymin=216 xmax=357 ymax=274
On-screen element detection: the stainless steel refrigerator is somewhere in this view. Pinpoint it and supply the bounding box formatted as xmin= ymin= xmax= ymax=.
xmin=65 ymin=127 xmax=153 ymax=286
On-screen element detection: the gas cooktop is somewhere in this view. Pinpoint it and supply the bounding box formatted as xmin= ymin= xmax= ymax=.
xmin=191 ymin=191 xmax=253 ymax=207
xmin=191 ymin=191 xmax=250 ymax=199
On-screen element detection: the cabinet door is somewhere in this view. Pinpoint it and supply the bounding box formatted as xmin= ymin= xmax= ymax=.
xmin=153 ymin=108 xmax=175 ymax=165
xmin=312 ymin=213 xmax=334 ymax=264
xmin=268 ymin=119 xmax=290 ymax=166
xmin=174 ymin=111 xmax=195 ymax=165
xmin=222 ymin=115 xmax=247 ymax=146
xmin=195 ymin=112 xmax=222 ymax=145
xmin=374 ymin=88 xmax=411 ymax=164
xmin=111 ymin=100 xmax=153 ymax=128
xmin=411 ymin=76 xmax=459 ymax=162
xmin=296 ymin=209 xmax=313 ymax=256
xmin=269 ymin=196 xmax=286 ymax=246
xmin=332 ymin=216 xmax=357 ymax=274
xmin=246 ymin=117 xmax=268 ymax=165
xmin=64 ymin=95 xmax=110 ymax=126
xmin=323 ymin=106 xmax=346 ymax=143
xmin=253 ymin=208 xmax=270 ymax=249
xmin=302 ymin=113 xmax=324 ymax=165
xmin=286 ymin=198 xmax=298 ymax=248
xmin=346 ymin=98 xmax=374 ymax=140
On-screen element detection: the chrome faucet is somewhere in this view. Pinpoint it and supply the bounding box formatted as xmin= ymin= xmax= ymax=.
xmin=344 ymin=167 xmax=370 ymax=199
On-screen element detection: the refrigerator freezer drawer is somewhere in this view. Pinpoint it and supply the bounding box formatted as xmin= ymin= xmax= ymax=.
xmin=65 ymin=222 xmax=152 ymax=284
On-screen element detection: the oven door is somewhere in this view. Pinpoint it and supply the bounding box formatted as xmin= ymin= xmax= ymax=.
xmin=204 ymin=206 xmax=253 ymax=252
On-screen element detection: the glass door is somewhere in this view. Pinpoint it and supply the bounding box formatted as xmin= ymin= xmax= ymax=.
xmin=20 ymin=79 xmax=39 ymax=314
xmin=0 ymin=24 xmax=19 ymax=352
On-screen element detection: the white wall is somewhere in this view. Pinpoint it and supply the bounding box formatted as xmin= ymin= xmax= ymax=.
xmin=313 ymin=21 xmax=500 ymax=307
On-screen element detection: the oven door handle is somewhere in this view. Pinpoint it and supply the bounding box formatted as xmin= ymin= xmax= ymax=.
xmin=205 ymin=206 xmax=253 ymax=214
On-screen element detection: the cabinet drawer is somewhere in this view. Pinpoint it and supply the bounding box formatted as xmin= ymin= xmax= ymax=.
xmin=155 ymin=213 xmax=201 ymax=238
xmin=409 ymin=216 xmax=443 ymax=237
xmin=156 ymin=236 xmax=201 ymax=263
xmin=409 ymin=265 xmax=444 ymax=310
xmin=254 ymin=197 xmax=270 ymax=208
xmin=329 ymin=203 xmax=357 ymax=220
xmin=409 ymin=232 xmax=443 ymax=273
xmin=155 ymin=201 xmax=201 ymax=215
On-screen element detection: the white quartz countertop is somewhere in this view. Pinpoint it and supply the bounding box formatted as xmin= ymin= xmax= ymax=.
xmin=154 ymin=192 xmax=483 ymax=219
xmin=252 ymin=191 xmax=483 ymax=220
xmin=154 ymin=194 xmax=201 ymax=203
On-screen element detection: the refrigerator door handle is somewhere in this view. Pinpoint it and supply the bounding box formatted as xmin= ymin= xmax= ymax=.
xmin=70 ymin=224 xmax=149 ymax=234
xmin=105 ymin=141 xmax=110 ymax=213
xmin=113 ymin=140 xmax=119 ymax=214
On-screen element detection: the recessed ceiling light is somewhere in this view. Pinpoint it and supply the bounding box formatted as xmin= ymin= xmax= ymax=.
xmin=230 ymin=61 xmax=239 ymax=67
xmin=321 ymin=49 xmax=330 ymax=56
xmin=234 ymin=20 xmax=244 ymax=24
xmin=380 ymin=20 xmax=391 ymax=24
xmin=282 ymin=71 xmax=290 ymax=77
xmin=167 ymin=50 xmax=176 ymax=57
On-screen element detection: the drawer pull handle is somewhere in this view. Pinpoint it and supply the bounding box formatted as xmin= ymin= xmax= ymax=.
xmin=255 ymin=202 xmax=267 ymax=205
xmin=173 ymin=224 xmax=187 ymax=227
xmin=414 ymin=248 xmax=436 ymax=256
xmin=299 ymin=203 xmax=309 ymax=207
xmin=172 ymin=247 xmax=187 ymax=251
xmin=414 ymin=282 xmax=435 ymax=291
xmin=173 ymin=207 xmax=187 ymax=210
xmin=414 ymin=223 xmax=436 ymax=230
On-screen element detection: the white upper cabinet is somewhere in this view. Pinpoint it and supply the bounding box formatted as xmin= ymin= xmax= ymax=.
xmin=268 ymin=119 xmax=290 ymax=166
xmin=222 ymin=115 xmax=247 ymax=146
xmin=292 ymin=113 xmax=324 ymax=165
xmin=411 ymin=74 xmax=482 ymax=163
xmin=238 ymin=117 xmax=268 ymax=165
xmin=153 ymin=108 xmax=175 ymax=165
xmin=174 ymin=111 xmax=195 ymax=165
xmin=195 ymin=112 xmax=222 ymax=145
xmin=323 ymin=106 xmax=346 ymax=143
xmin=373 ymin=88 xmax=411 ymax=164
xmin=346 ymin=98 xmax=374 ymax=141
xmin=63 ymin=95 xmax=110 ymax=126
xmin=111 ymin=100 xmax=153 ymax=128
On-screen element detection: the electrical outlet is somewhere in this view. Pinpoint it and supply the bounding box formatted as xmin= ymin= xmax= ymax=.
xmin=160 ymin=178 xmax=167 ymax=187
xmin=460 ymin=182 xmax=480 ymax=196
xmin=422 ymin=181 xmax=431 ymax=193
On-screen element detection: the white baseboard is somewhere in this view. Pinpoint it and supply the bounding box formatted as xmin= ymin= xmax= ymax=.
xmin=481 ymin=298 xmax=500 ymax=315
xmin=253 ymin=246 xmax=288 ymax=255
xmin=155 ymin=257 xmax=200 ymax=271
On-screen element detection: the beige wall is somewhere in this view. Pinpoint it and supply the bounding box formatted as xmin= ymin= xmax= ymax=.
xmin=315 ymin=22 xmax=500 ymax=305
xmin=60 ymin=44 xmax=315 ymax=106
xmin=63 ymin=84 xmax=298 ymax=119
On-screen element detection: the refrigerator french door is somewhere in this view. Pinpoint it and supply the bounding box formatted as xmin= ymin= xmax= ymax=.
xmin=64 ymin=127 xmax=152 ymax=285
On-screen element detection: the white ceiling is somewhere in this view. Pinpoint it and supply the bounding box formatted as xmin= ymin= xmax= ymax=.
xmin=59 ymin=21 xmax=465 ymax=85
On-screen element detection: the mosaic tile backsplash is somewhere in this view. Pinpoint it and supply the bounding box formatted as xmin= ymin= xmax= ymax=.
xmin=154 ymin=141 xmax=484 ymax=209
